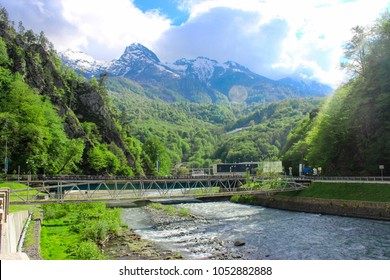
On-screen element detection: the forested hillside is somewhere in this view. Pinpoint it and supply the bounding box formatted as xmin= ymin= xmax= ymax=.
xmin=0 ymin=7 xmax=135 ymax=176
xmin=0 ymin=6 xmax=325 ymax=177
xmin=282 ymin=13 xmax=390 ymax=176
xmin=106 ymin=77 xmax=321 ymax=171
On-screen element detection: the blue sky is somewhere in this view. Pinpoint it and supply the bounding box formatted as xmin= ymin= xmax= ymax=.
xmin=133 ymin=0 xmax=189 ymax=25
xmin=0 ymin=0 xmax=389 ymax=87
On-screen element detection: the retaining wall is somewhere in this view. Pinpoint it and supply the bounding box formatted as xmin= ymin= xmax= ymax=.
xmin=1 ymin=210 xmax=29 ymax=254
xmin=249 ymin=194 xmax=390 ymax=220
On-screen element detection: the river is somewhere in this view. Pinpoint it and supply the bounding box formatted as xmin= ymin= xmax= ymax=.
xmin=121 ymin=201 xmax=390 ymax=260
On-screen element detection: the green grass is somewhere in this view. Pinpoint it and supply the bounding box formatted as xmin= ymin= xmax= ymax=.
xmin=40 ymin=213 xmax=82 ymax=260
xmin=187 ymin=187 xmax=220 ymax=195
xmin=22 ymin=219 xmax=37 ymax=251
xmin=1 ymin=182 xmax=42 ymax=216
xmin=148 ymin=202 xmax=191 ymax=216
xmin=278 ymin=182 xmax=390 ymax=202
xmin=0 ymin=182 xmax=42 ymax=203
xmin=9 ymin=204 xmax=41 ymax=217
xmin=40 ymin=203 xmax=123 ymax=260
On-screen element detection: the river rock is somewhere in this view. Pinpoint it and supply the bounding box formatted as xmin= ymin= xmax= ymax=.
xmin=234 ymin=240 xmax=246 ymax=247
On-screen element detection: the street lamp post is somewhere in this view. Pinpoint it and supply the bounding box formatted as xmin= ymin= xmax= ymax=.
xmin=4 ymin=137 xmax=8 ymax=175
xmin=17 ymin=165 xmax=20 ymax=181
xmin=26 ymin=160 xmax=34 ymax=182
xmin=379 ymin=165 xmax=384 ymax=181
xmin=230 ymin=165 xmax=236 ymax=176
xmin=2 ymin=136 xmax=8 ymax=177
xmin=156 ymin=153 xmax=160 ymax=175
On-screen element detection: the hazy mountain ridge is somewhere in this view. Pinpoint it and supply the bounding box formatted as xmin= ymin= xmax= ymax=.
xmin=60 ymin=43 xmax=333 ymax=103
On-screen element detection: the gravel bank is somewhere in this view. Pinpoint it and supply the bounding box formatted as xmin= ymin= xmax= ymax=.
xmin=143 ymin=205 xmax=246 ymax=260
xmin=104 ymin=228 xmax=183 ymax=260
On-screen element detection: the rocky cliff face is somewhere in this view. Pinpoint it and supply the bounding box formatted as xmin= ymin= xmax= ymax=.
xmin=0 ymin=19 xmax=135 ymax=171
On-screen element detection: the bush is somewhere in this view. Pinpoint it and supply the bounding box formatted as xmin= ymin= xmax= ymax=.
xmin=41 ymin=202 xmax=123 ymax=259
xmin=71 ymin=203 xmax=122 ymax=243
xmin=42 ymin=204 xmax=67 ymax=220
xmin=68 ymin=241 xmax=107 ymax=260
xmin=230 ymin=194 xmax=256 ymax=204
xmin=148 ymin=202 xmax=191 ymax=216
xmin=149 ymin=202 xmax=164 ymax=210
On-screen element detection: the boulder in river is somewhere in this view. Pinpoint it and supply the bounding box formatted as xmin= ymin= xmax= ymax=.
xmin=234 ymin=240 xmax=246 ymax=247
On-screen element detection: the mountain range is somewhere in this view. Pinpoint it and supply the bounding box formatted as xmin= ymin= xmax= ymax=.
xmin=60 ymin=43 xmax=333 ymax=104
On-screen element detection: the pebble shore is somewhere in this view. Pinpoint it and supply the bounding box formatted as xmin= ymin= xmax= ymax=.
xmin=143 ymin=205 xmax=246 ymax=260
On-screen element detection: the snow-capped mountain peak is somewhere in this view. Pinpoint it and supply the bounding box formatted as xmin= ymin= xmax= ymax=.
xmin=59 ymin=49 xmax=109 ymax=73
xmin=107 ymin=43 xmax=179 ymax=78
xmin=223 ymin=61 xmax=249 ymax=72
xmin=59 ymin=43 xmax=333 ymax=103
xmin=167 ymin=56 xmax=225 ymax=82
xmin=119 ymin=43 xmax=160 ymax=64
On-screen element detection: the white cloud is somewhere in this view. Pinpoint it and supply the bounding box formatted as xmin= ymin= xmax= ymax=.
xmin=263 ymin=0 xmax=390 ymax=85
xmin=0 ymin=0 xmax=172 ymax=59
xmin=1 ymin=0 xmax=388 ymax=86
xmin=166 ymin=0 xmax=390 ymax=86
xmin=59 ymin=0 xmax=171 ymax=60
xmin=153 ymin=7 xmax=289 ymax=71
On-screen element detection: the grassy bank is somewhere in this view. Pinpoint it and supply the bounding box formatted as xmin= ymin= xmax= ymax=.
xmin=39 ymin=202 xmax=183 ymax=260
xmin=0 ymin=182 xmax=41 ymax=216
xmin=278 ymin=182 xmax=390 ymax=202
xmin=40 ymin=202 xmax=122 ymax=260
xmin=232 ymin=182 xmax=390 ymax=203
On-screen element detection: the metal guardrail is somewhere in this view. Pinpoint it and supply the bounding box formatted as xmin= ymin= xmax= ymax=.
xmin=304 ymin=176 xmax=390 ymax=182
xmin=4 ymin=174 xmax=390 ymax=182
xmin=3 ymin=174 xmax=245 ymax=182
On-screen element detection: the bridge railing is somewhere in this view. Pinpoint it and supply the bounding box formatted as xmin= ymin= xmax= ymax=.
xmin=5 ymin=173 xmax=390 ymax=183
xmin=6 ymin=176 xmax=307 ymax=204
xmin=4 ymin=174 xmax=249 ymax=182
xmin=305 ymin=176 xmax=390 ymax=182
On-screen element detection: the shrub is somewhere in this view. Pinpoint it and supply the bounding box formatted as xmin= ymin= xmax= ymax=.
xmin=82 ymin=220 xmax=110 ymax=243
xmin=42 ymin=204 xmax=67 ymax=220
xmin=68 ymin=241 xmax=107 ymax=260
xmin=230 ymin=194 xmax=256 ymax=204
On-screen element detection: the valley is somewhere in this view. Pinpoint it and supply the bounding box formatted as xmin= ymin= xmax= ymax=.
xmin=0 ymin=5 xmax=389 ymax=179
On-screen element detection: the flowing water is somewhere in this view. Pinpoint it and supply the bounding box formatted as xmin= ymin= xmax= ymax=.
xmin=121 ymin=201 xmax=390 ymax=260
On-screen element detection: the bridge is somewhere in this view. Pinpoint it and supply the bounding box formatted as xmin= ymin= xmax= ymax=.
xmin=7 ymin=175 xmax=308 ymax=204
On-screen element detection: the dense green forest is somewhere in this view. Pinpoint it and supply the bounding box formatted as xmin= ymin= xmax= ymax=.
xmin=108 ymin=78 xmax=321 ymax=170
xmin=0 ymin=7 xmax=134 ymax=176
xmin=2 ymin=5 xmax=388 ymax=177
xmin=0 ymin=6 xmax=323 ymax=177
xmin=282 ymin=12 xmax=390 ymax=176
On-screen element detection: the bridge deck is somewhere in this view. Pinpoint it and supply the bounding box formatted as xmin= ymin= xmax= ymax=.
xmin=7 ymin=176 xmax=308 ymax=204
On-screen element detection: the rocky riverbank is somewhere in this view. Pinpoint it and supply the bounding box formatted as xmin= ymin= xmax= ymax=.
xmin=142 ymin=205 xmax=246 ymax=260
xmin=103 ymin=228 xmax=183 ymax=260
xmin=22 ymin=203 xmax=247 ymax=260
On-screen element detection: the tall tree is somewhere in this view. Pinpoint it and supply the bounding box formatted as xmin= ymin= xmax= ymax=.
xmin=341 ymin=26 xmax=369 ymax=77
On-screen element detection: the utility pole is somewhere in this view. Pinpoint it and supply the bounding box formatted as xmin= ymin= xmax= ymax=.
xmin=2 ymin=136 xmax=8 ymax=176
xmin=4 ymin=137 xmax=8 ymax=174
xmin=379 ymin=165 xmax=384 ymax=181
